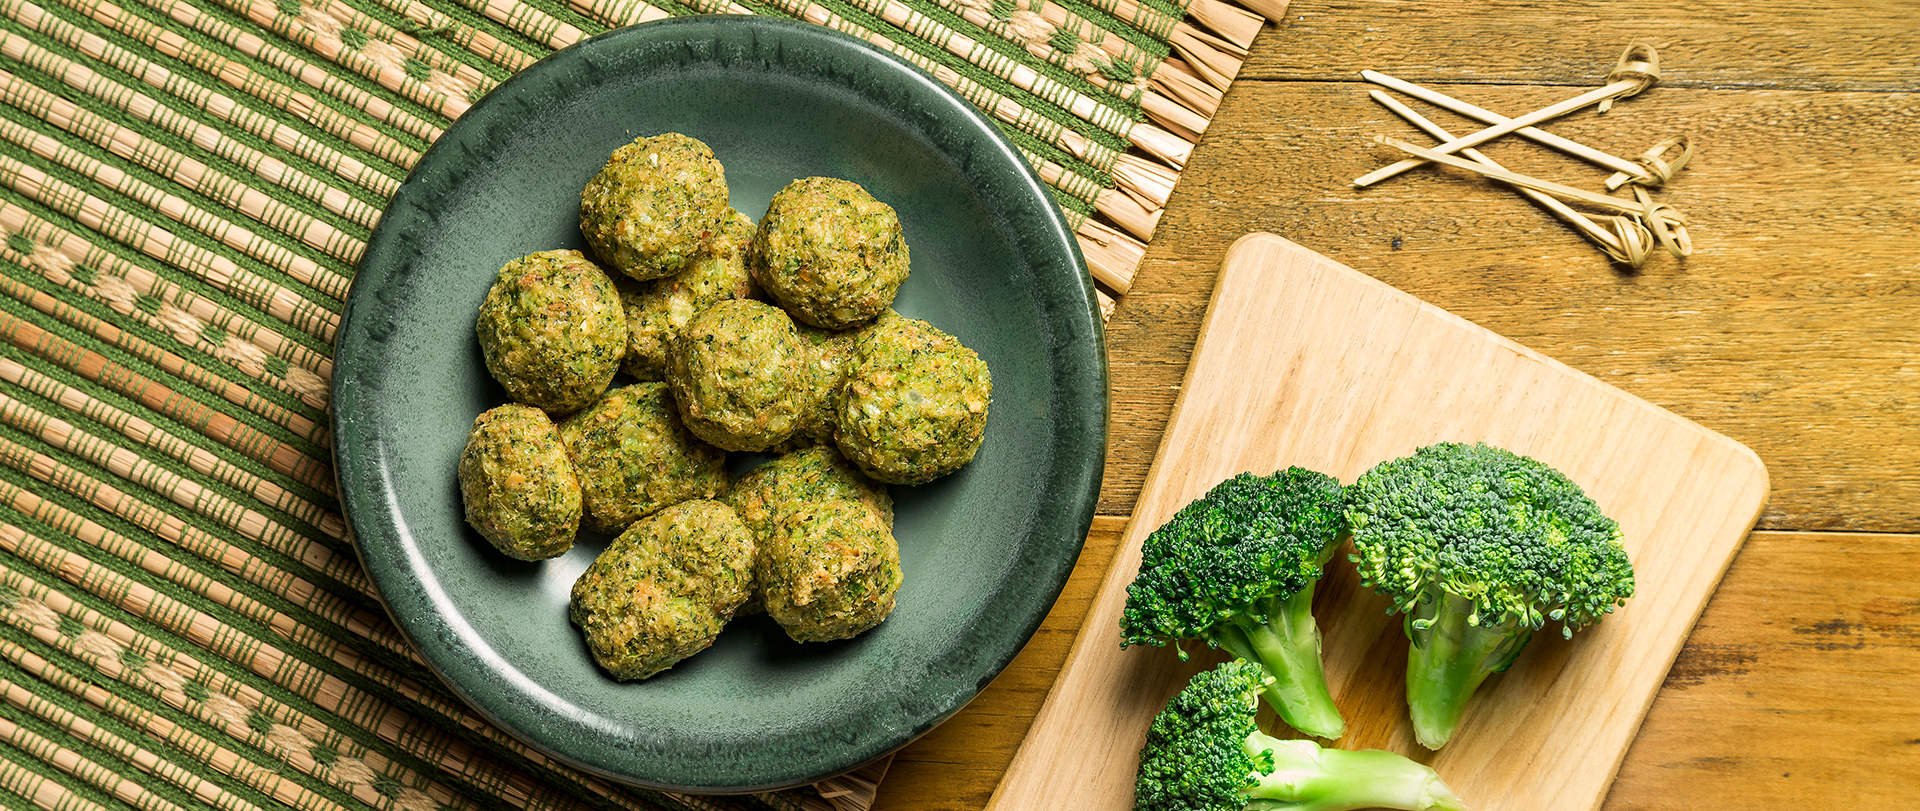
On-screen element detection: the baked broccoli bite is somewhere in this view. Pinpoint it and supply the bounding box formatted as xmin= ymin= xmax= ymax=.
xmin=836 ymin=313 xmax=991 ymax=485
xmin=665 ymin=299 xmax=810 ymax=452
xmin=474 ymin=249 xmax=625 ymax=415
xmin=787 ymin=322 xmax=859 ymax=446
xmin=619 ymin=209 xmax=759 ymax=381
xmin=457 ymin=404 xmax=581 ymax=561
xmin=558 ymin=383 xmax=729 ymax=534
xmin=569 ymin=499 xmax=756 ymax=680
xmin=757 ymin=497 xmax=902 ymax=642
xmin=579 ymin=133 xmax=731 ymax=281
xmin=725 ymin=444 xmax=890 ymax=617
xmin=728 ymin=444 xmax=893 ymax=541
xmin=751 ymin=177 xmax=909 ymax=330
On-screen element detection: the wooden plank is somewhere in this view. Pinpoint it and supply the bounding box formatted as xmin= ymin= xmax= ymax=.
xmin=983 ymin=234 xmax=1766 ymax=811
xmin=1608 ymin=530 xmax=1920 ymax=808
xmin=1244 ymin=0 xmax=1920 ymax=91
xmin=1101 ymin=81 xmax=1920 ymax=533
xmin=872 ymin=529 xmax=1920 ymax=811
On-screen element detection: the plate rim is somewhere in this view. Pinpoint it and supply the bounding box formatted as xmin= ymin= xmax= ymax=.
xmin=332 ymin=14 xmax=1109 ymax=793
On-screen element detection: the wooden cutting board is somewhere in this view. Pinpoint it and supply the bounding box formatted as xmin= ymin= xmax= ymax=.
xmin=986 ymin=234 xmax=1769 ymax=811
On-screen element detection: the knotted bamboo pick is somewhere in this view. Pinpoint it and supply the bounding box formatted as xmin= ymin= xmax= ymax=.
xmin=1353 ymin=44 xmax=1660 ymax=187
xmin=1373 ymin=135 xmax=1691 ymax=258
xmin=1633 ymin=185 xmax=1694 ymax=257
xmin=1597 ymin=43 xmax=1662 ymax=112
xmin=1372 ymin=135 xmax=1685 ymax=224
xmin=1369 ymin=90 xmax=1656 ymax=267
xmin=1356 ymin=44 xmax=1666 ymax=186
xmin=1359 ymin=70 xmax=1658 ymax=185
xmin=1606 ymin=135 xmax=1696 ymax=190
xmin=1360 ymin=70 xmax=1656 ymax=184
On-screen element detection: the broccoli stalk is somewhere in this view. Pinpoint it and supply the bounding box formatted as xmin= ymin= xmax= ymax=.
xmin=1346 ymin=442 xmax=1636 ymax=750
xmin=1121 ymin=469 xmax=1349 ymax=739
xmin=1403 ymin=589 xmax=1533 ymax=750
xmin=1250 ymin=740 xmax=1467 ymax=811
xmin=1209 ymin=564 xmax=1344 ymax=741
xmin=1135 ymin=660 xmax=1468 ymax=811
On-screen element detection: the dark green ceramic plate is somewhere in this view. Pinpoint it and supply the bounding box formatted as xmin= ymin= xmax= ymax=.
xmin=334 ymin=15 xmax=1106 ymax=794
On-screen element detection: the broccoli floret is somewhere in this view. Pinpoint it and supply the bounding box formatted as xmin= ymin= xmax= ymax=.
xmin=1135 ymin=660 xmax=1468 ymax=811
xmin=1121 ymin=469 xmax=1347 ymax=739
xmin=1346 ymin=442 xmax=1635 ymax=750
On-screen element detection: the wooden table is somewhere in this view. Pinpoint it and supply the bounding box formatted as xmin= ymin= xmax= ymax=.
xmin=870 ymin=2 xmax=1920 ymax=808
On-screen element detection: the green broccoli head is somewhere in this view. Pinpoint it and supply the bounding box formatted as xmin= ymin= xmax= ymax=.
xmin=1135 ymin=660 xmax=1272 ymax=810
xmin=1346 ymin=442 xmax=1635 ymax=748
xmin=1135 ymin=660 xmax=1468 ymax=811
xmin=1346 ymin=442 xmax=1634 ymax=635
xmin=1120 ymin=468 xmax=1349 ymax=738
xmin=1122 ymin=468 xmax=1344 ymax=648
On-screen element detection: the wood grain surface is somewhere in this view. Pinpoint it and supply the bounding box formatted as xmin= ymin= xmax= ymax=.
xmin=872 ymin=1 xmax=1920 ymax=808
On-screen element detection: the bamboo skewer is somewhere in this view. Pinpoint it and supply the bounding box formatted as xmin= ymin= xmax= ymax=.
xmin=1596 ymin=43 xmax=1662 ymax=112
xmin=1633 ymin=185 xmax=1694 ymax=257
xmin=1606 ymin=134 xmax=1696 ymax=190
xmin=1359 ymin=70 xmax=1656 ymax=184
xmin=1353 ymin=70 xmax=1657 ymax=187
xmin=1372 ymin=135 xmax=1691 ymax=256
xmin=1370 ymin=136 xmax=1682 ymax=221
xmin=1368 ymin=90 xmax=1655 ymax=267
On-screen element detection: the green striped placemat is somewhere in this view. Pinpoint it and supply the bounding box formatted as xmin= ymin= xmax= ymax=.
xmin=0 ymin=0 xmax=1284 ymax=808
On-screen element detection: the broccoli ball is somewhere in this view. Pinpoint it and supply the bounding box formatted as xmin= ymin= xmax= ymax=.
xmin=569 ymin=499 xmax=756 ymax=680
xmin=579 ymin=133 xmax=731 ymax=281
xmin=558 ymin=383 xmax=729 ymax=534
xmin=757 ymin=497 xmax=902 ymax=642
xmin=619 ymin=210 xmax=759 ymax=381
xmin=474 ymin=250 xmax=625 ymax=415
xmin=751 ymin=177 xmax=909 ymax=330
xmin=836 ymin=313 xmax=991 ymax=485
xmin=789 ymin=323 xmax=858 ymax=446
xmin=457 ymin=404 xmax=581 ymax=561
xmin=728 ymin=444 xmax=893 ymax=542
xmin=727 ymin=444 xmax=891 ymax=616
xmin=779 ymin=311 xmax=893 ymax=451
xmin=665 ymin=299 xmax=810 ymax=452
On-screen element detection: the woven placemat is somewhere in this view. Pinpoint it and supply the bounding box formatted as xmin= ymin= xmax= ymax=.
xmin=0 ymin=0 xmax=1284 ymax=809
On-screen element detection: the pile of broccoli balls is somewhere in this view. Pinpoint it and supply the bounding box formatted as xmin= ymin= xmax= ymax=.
xmin=456 ymin=133 xmax=992 ymax=681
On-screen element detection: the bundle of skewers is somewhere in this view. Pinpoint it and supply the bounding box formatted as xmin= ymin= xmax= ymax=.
xmin=1357 ymin=44 xmax=1695 ymax=269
